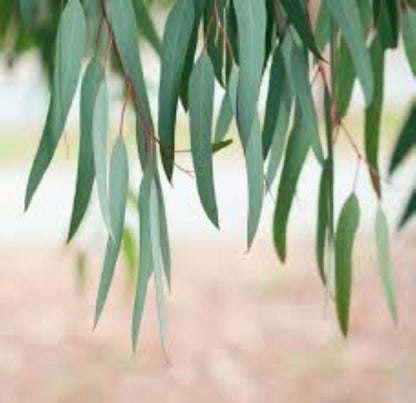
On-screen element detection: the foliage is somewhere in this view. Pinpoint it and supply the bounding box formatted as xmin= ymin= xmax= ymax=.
xmin=16 ymin=0 xmax=416 ymax=350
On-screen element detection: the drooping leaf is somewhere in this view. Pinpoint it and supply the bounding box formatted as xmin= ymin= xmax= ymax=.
xmin=155 ymin=174 xmax=171 ymax=289
xmin=107 ymin=0 xmax=155 ymax=168
xmin=150 ymin=181 xmax=168 ymax=352
xmin=402 ymin=5 xmax=416 ymax=76
xmin=262 ymin=44 xmax=288 ymax=159
xmin=212 ymin=139 xmax=233 ymax=154
xmin=215 ymin=92 xmax=234 ymax=143
xmin=158 ymin=0 xmax=195 ymax=180
xmin=245 ymin=116 xmax=265 ymax=249
xmin=280 ymin=0 xmax=322 ymax=59
xmin=375 ymin=206 xmax=398 ymax=322
xmin=25 ymin=0 xmax=86 ymax=210
xmin=189 ymin=52 xmax=219 ymax=228
xmin=67 ymin=57 xmax=104 ymax=242
xmin=325 ymin=0 xmax=374 ymax=106
xmin=315 ymin=0 xmax=331 ymax=52
xmin=335 ymin=193 xmax=360 ymax=337
xmin=133 ymin=0 xmax=162 ymax=55
xmin=399 ymin=190 xmax=416 ymax=229
xmin=389 ymin=103 xmax=416 ymax=175
xmin=374 ymin=0 xmax=399 ymax=49
xmin=94 ymin=137 xmax=129 ymax=327
xmin=316 ymin=159 xmax=332 ymax=284
xmin=132 ymin=169 xmax=153 ymax=351
xmin=92 ymin=79 xmax=114 ymax=239
xmin=232 ymin=0 xmax=266 ymax=147
xmin=285 ymin=37 xmax=324 ymax=164
xmin=273 ymin=109 xmax=310 ymax=262
xmin=365 ymin=38 xmax=385 ymax=199
xmin=122 ymin=227 xmax=138 ymax=283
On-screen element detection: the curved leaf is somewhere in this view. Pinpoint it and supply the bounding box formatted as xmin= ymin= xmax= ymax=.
xmin=375 ymin=206 xmax=398 ymax=322
xmin=325 ymin=0 xmax=374 ymax=106
xmin=399 ymin=190 xmax=416 ymax=229
xmin=335 ymin=193 xmax=360 ymax=337
xmin=94 ymin=137 xmax=129 ymax=327
xmin=232 ymin=0 xmax=266 ymax=147
xmin=92 ymin=79 xmax=114 ymax=239
xmin=158 ymin=0 xmax=195 ymax=180
xmin=215 ymin=92 xmax=233 ymax=143
xmin=189 ymin=52 xmax=219 ymax=227
xmin=402 ymin=5 xmax=416 ymax=76
xmin=273 ymin=110 xmax=310 ymax=263
xmin=25 ymin=0 xmax=86 ymax=210
xmin=365 ymin=38 xmax=385 ymax=199
xmin=67 ymin=57 xmax=104 ymax=242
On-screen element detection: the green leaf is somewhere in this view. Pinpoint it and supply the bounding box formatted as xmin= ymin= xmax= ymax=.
xmin=150 ymin=181 xmax=168 ymax=352
xmin=246 ymin=116 xmax=265 ymax=249
xmin=133 ymin=0 xmax=162 ymax=55
xmin=94 ymin=137 xmax=129 ymax=327
xmin=215 ymin=92 xmax=233 ymax=143
xmin=315 ymin=1 xmax=331 ymax=52
xmin=212 ymin=139 xmax=233 ymax=154
xmin=265 ymin=89 xmax=292 ymax=190
xmin=402 ymin=5 xmax=416 ymax=76
xmin=273 ymin=109 xmax=310 ymax=262
xmin=316 ymin=159 xmax=332 ymax=284
xmin=335 ymin=38 xmax=356 ymax=118
xmin=335 ymin=193 xmax=360 ymax=337
xmin=374 ymin=0 xmax=399 ymax=49
xmin=19 ymin=0 xmax=34 ymax=27
xmin=280 ymin=0 xmax=322 ymax=59
xmin=107 ymin=0 xmax=155 ymax=168
xmin=325 ymin=0 xmax=374 ymax=106
xmin=189 ymin=52 xmax=219 ymax=228
xmin=155 ymin=175 xmax=171 ymax=289
xmin=232 ymin=0 xmax=266 ymax=147
xmin=286 ymin=38 xmax=324 ymax=164
xmin=122 ymin=227 xmax=138 ymax=282
xmin=25 ymin=0 xmax=86 ymax=210
xmin=92 ymin=79 xmax=114 ymax=239
xmin=399 ymin=190 xmax=416 ymax=229
xmin=375 ymin=206 xmax=398 ymax=322
xmin=158 ymin=0 xmax=195 ymax=180
xmin=262 ymin=44 xmax=288 ymax=159
xmin=67 ymin=57 xmax=104 ymax=243
xmin=132 ymin=169 xmax=153 ymax=351
xmin=389 ymin=103 xmax=416 ymax=175
xmin=365 ymin=38 xmax=385 ymax=199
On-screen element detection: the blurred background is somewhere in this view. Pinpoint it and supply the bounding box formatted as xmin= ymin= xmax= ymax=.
xmin=0 ymin=1 xmax=415 ymax=402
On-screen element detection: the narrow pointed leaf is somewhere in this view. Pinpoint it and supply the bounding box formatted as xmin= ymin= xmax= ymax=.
xmin=158 ymin=0 xmax=195 ymax=180
xmin=365 ymin=38 xmax=385 ymax=199
xmin=399 ymin=190 xmax=416 ymax=229
xmin=402 ymin=6 xmax=416 ymax=76
xmin=215 ymin=92 xmax=234 ymax=142
xmin=25 ymin=0 xmax=86 ymax=210
xmin=150 ymin=182 xmax=168 ymax=352
xmin=94 ymin=137 xmax=129 ymax=327
xmin=67 ymin=58 xmax=104 ymax=242
xmin=286 ymin=40 xmax=324 ymax=164
xmin=280 ymin=0 xmax=322 ymax=59
xmin=189 ymin=52 xmax=219 ymax=227
xmin=375 ymin=206 xmax=398 ymax=322
xmin=232 ymin=0 xmax=266 ymax=147
xmin=325 ymin=0 xmax=374 ymax=105
xmin=132 ymin=170 xmax=153 ymax=351
xmin=212 ymin=139 xmax=233 ymax=154
xmin=335 ymin=193 xmax=360 ymax=337
xmin=389 ymin=103 xmax=416 ymax=175
xmin=273 ymin=111 xmax=310 ymax=262
xmin=107 ymin=0 xmax=155 ymax=168
xmin=246 ymin=116 xmax=265 ymax=249
xmin=92 ymin=79 xmax=114 ymax=239
xmin=133 ymin=0 xmax=162 ymax=55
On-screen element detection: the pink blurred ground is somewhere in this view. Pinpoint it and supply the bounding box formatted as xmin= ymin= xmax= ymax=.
xmin=1 ymin=234 xmax=415 ymax=402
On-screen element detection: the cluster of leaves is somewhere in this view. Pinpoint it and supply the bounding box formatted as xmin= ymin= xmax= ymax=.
xmin=20 ymin=0 xmax=416 ymax=350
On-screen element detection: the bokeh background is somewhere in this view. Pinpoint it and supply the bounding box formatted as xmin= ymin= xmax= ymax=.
xmin=0 ymin=1 xmax=415 ymax=402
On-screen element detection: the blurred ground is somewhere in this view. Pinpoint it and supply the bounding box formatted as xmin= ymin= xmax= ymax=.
xmin=0 ymin=233 xmax=415 ymax=402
